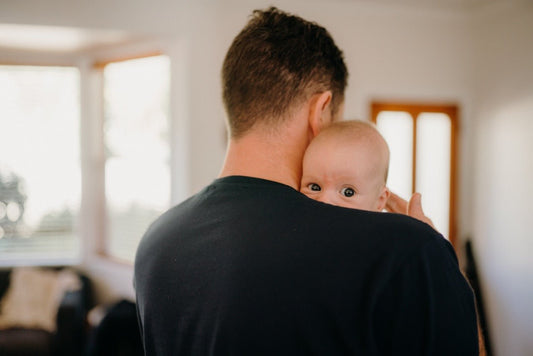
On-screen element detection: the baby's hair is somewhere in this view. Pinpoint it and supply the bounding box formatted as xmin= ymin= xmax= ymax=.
xmin=319 ymin=120 xmax=380 ymax=140
xmin=316 ymin=120 xmax=390 ymax=182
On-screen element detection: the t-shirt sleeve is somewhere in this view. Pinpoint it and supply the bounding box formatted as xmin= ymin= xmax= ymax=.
xmin=374 ymin=236 xmax=479 ymax=355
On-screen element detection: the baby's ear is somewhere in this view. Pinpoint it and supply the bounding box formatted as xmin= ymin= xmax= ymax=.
xmin=377 ymin=186 xmax=391 ymax=211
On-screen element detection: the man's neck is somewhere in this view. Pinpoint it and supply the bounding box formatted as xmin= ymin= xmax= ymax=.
xmin=219 ymin=129 xmax=306 ymax=191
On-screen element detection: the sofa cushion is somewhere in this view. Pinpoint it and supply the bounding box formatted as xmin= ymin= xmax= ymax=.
xmin=0 ymin=267 xmax=80 ymax=332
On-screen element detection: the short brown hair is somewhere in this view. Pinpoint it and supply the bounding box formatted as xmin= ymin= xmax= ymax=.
xmin=222 ymin=7 xmax=348 ymax=138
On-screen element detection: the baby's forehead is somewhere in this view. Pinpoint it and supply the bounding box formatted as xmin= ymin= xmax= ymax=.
xmin=310 ymin=121 xmax=390 ymax=179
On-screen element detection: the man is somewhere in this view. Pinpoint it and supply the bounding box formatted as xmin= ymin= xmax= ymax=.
xmin=135 ymin=7 xmax=479 ymax=355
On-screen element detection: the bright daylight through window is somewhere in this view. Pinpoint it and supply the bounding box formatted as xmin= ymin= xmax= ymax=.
xmin=374 ymin=105 xmax=456 ymax=242
xmin=103 ymin=55 xmax=171 ymax=263
xmin=0 ymin=65 xmax=81 ymax=264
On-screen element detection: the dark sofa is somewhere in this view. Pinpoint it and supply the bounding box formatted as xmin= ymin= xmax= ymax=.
xmin=0 ymin=267 xmax=93 ymax=356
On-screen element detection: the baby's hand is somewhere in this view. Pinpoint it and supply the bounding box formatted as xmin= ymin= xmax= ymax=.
xmin=385 ymin=192 xmax=435 ymax=229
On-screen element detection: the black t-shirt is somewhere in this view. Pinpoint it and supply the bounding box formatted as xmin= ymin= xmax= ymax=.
xmin=134 ymin=176 xmax=478 ymax=355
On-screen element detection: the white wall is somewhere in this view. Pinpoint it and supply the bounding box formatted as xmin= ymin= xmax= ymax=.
xmin=471 ymin=2 xmax=533 ymax=355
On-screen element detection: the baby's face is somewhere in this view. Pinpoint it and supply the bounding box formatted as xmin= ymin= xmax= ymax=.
xmin=300 ymin=138 xmax=388 ymax=211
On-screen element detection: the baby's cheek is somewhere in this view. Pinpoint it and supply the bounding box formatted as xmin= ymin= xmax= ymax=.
xmin=301 ymin=189 xmax=321 ymax=202
xmin=300 ymin=190 xmax=312 ymax=199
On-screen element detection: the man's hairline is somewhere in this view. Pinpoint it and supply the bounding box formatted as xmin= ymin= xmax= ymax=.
xmin=228 ymin=90 xmax=345 ymax=140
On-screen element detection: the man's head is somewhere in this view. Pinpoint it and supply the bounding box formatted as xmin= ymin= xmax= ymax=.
xmin=222 ymin=7 xmax=348 ymax=139
xmin=300 ymin=120 xmax=390 ymax=211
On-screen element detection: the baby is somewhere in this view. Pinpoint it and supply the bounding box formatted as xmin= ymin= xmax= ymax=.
xmin=300 ymin=120 xmax=390 ymax=211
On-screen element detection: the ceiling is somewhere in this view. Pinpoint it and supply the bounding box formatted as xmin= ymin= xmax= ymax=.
xmin=0 ymin=24 xmax=134 ymax=54
xmin=0 ymin=0 xmax=513 ymax=54
xmin=351 ymin=0 xmax=507 ymax=9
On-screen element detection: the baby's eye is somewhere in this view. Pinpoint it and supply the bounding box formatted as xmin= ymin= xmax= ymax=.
xmin=341 ymin=187 xmax=355 ymax=197
xmin=308 ymin=183 xmax=321 ymax=191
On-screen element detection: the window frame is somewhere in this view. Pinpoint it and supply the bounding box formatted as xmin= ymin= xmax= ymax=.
xmin=93 ymin=52 xmax=171 ymax=264
xmin=371 ymin=102 xmax=459 ymax=247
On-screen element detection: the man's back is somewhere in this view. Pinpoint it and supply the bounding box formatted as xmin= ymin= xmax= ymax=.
xmin=135 ymin=176 xmax=478 ymax=355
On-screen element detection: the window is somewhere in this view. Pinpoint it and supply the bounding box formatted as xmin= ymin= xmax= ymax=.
xmin=100 ymin=55 xmax=171 ymax=263
xmin=371 ymin=102 xmax=458 ymax=245
xmin=0 ymin=65 xmax=81 ymax=264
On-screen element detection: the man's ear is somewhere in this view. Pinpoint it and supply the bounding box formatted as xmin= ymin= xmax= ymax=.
xmin=376 ymin=186 xmax=391 ymax=212
xmin=308 ymin=91 xmax=333 ymax=138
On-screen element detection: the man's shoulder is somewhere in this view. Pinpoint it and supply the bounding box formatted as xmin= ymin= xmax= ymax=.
xmin=138 ymin=177 xmax=451 ymax=266
xmin=370 ymin=211 xmax=454 ymax=262
xmin=284 ymin=198 xmax=453 ymax=272
xmin=362 ymin=211 xmax=458 ymax=271
xmin=307 ymin=201 xmax=443 ymax=246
